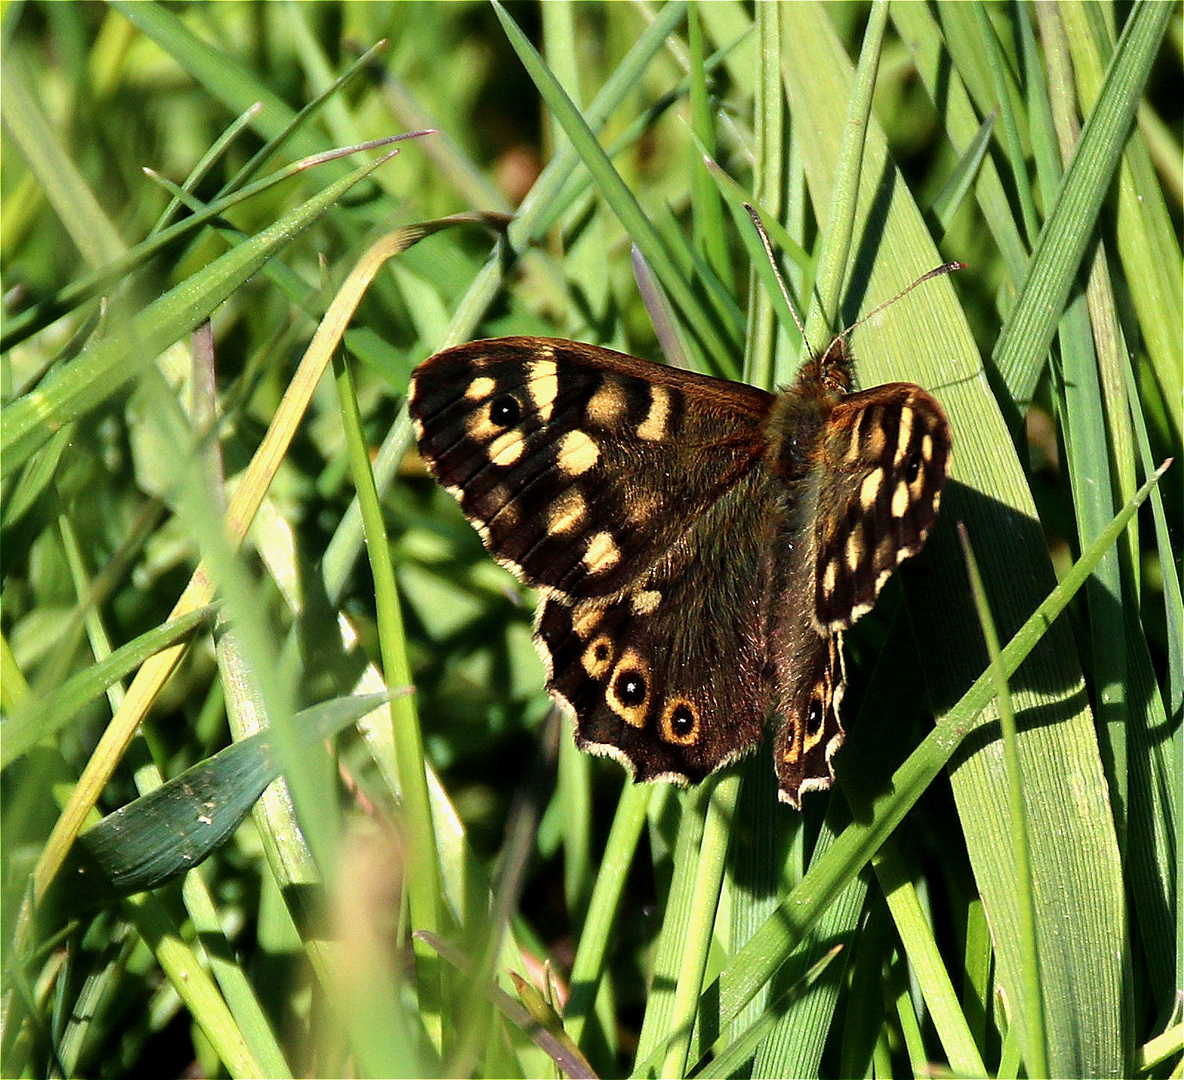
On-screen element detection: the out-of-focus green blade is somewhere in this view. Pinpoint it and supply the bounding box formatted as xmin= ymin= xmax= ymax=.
xmin=59 ymin=694 xmax=387 ymax=906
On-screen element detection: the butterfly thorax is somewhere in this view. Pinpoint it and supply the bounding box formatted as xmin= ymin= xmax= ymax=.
xmin=764 ymin=383 xmax=838 ymax=489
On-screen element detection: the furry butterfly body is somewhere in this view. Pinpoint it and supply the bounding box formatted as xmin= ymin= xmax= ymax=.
xmin=408 ymin=335 xmax=950 ymax=807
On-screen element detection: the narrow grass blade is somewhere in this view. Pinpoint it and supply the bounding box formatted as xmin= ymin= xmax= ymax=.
xmin=1 ymin=606 xmax=214 ymax=769
xmin=958 ymin=524 xmax=1046 ymax=1078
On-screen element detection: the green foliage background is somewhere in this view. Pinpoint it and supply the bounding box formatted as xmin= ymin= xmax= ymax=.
xmin=1 ymin=2 xmax=1180 ymax=1078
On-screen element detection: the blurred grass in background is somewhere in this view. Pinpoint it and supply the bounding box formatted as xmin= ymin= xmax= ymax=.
xmin=2 ymin=2 xmax=1180 ymax=1077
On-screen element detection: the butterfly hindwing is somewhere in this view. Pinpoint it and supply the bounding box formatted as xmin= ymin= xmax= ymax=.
xmin=408 ymin=337 xmax=773 ymax=600
xmin=534 ymin=467 xmax=780 ymax=785
xmin=771 ymin=631 xmax=845 ymax=809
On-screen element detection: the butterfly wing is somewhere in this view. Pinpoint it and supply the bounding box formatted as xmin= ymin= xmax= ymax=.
xmin=409 ymin=338 xmax=775 ymax=600
xmin=812 ymin=383 xmax=951 ymax=630
xmin=535 ymin=467 xmax=779 ymax=786
xmin=770 ymin=631 xmax=845 ymax=808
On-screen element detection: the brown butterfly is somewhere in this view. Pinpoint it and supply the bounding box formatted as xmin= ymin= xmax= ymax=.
xmin=408 ymin=311 xmax=951 ymax=807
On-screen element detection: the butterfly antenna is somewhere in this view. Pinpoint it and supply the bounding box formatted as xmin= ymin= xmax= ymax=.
xmin=745 ymin=203 xmax=809 ymax=345
xmin=839 ymin=261 xmax=966 ymax=340
xmin=746 ymin=203 xmax=964 ymax=347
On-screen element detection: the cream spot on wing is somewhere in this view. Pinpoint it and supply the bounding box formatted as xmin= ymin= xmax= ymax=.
xmin=859 ymin=469 xmax=882 ymax=512
xmin=479 ymin=483 xmax=513 ymax=516
xmin=843 ymin=410 xmax=867 ymax=463
xmin=571 ymin=605 xmax=605 ymax=638
xmin=583 ymin=531 xmax=621 ymax=574
xmin=487 ymin=490 xmax=519 ymax=529
xmin=586 ymin=379 xmax=628 ymax=427
xmin=488 ymin=429 xmax=525 ymax=466
xmin=845 ymin=405 xmax=885 ymax=463
xmin=823 ymin=557 xmax=840 ymax=598
xmin=630 ymin=589 xmax=662 ymax=615
xmin=865 ymin=419 xmax=887 ymax=462
xmin=547 ymin=489 xmax=586 ymax=534
xmin=527 ymin=359 xmax=559 ymax=421
xmin=892 ymin=479 xmax=910 ymax=518
xmin=845 ymin=521 xmax=864 ymax=572
xmin=848 ymin=600 xmax=873 ymax=621
xmin=557 ymin=430 xmax=599 ymax=476
xmin=636 ymin=385 xmax=671 ymax=440
xmin=894 ymin=409 xmax=915 ymax=465
xmin=626 ymin=491 xmax=660 ymax=524
xmin=465 ymin=410 xmax=500 ymax=442
xmin=466 ymin=375 xmax=497 ymax=401
xmin=913 ymin=434 xmax=936 ymax=490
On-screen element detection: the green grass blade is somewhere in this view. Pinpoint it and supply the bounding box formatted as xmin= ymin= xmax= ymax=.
xmin=564 ymin=782 xmax=651 ymax=1054
xmin=958 ymin=525 xmax=1046 ymax=1077
xmin=631 ymin=780 xmax=715 ymax=1075
xmin=1 ymin=152 xmax=395 ymax=474
xmin=492 ymin=0 xmax=744 ymax=379
xmin=1 ymin=607 xmax=214 ymax=770
xmin=63 ymin=695 xmax=386 ymax=902
xmin=992 ymin=0 xmax=1174 ymax=404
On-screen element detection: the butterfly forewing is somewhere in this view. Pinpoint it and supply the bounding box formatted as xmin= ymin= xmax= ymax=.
xmin=812 ymin=383 xmax=951 ymax=630
xmin=409 ymin=337 xmax=773 ymax=599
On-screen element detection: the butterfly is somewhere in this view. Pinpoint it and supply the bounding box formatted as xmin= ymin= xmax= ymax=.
xmin=408 ymin=322 xmax=951 ymax=808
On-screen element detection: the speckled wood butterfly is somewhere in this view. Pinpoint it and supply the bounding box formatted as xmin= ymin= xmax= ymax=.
xmin=408 ymin=290 xmax=952 ymax=808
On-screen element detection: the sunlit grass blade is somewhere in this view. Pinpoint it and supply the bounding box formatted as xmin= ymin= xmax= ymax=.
xmin=928 ymin=109 xmax=997 ymax=233
xmin=958 ymin=524 xmax=1046 ymax=1078
xmin=991 ymin=0 xmax=1174 ymax=404
xmin=492 ymin=0 xmax=743 ymax=378
xmin=20 ymin=203 xmax=402 ymax=909
xmin=417 ymin=930 xmax=597 ymax=1079
xmin=692 ymin=945 xmax=844 ymax=1079
xmin=2 ymin=152 xmax=396 ymax=473
xmin=564 ymin=782 xmax=651 ymax=1053
xmin=61 ymin=694 xmax=387 ymax=903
